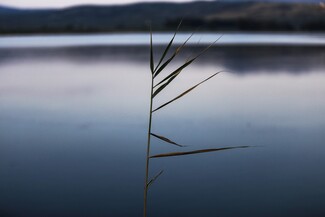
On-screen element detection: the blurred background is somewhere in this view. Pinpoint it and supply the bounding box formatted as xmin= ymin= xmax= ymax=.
xmin=0 ymin=1 xmax=325 ymax=217
xmin=0 ymin=0 xmax=325 ymax=33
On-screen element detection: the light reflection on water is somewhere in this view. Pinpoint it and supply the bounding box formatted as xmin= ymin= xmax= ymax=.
xmin=0 ymin=45 xmax=325 ymax=217
xmin=1 ymin=33 xmax=325 ymax=48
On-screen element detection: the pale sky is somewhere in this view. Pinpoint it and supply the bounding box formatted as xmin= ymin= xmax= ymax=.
xmin=0 ymin=0 xmax=213 ymax=9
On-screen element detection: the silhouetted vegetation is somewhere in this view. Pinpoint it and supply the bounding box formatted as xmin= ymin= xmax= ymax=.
xmin=0 ymin=1 xmax=324 ymax=34
xmin=143 ymin=24 xmax=251 ymax=217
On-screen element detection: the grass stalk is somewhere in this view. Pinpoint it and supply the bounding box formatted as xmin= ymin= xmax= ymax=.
xmin=143 ymin=24 xmax=249 ymax=217
xmin=143 ymin=74 xmax=154 ymax=217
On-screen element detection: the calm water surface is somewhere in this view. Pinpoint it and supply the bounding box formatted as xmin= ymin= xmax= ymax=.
xmin=1 ymin=33 xmax=325 ymax=48
xmin=0 ymin=35 xmax=325 ymax=217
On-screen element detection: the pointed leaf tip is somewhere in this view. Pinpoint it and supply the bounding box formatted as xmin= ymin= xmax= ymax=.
xmin=153 ymin=32 xmax=195 ymax=87
xmin=150 ymin=27 xmax=154 ymax=74
xmin=153 ymin=19 xmax=183 ymax=76
xmin=150 ymin=146 xmax=250 ymax=158
xmin=151 ymin=133 xmax=185 ymax=147
xmin=153 ymin=71 xmax=222 ymax=112
xmin=147 ymin=170 xmax=164 ymax=188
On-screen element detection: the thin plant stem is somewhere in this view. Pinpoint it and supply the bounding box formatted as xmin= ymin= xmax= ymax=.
xmin=143 ymin=74 xmax=154 ymax=217
xmin=143 ymin=26 xmax=248 ymax=217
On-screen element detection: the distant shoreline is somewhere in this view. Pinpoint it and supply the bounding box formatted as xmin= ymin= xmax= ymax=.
xmin=1 ymin=1 xmax=324 ymax=35
xmin=1 ymin=33 xmax=325 ymax=49
xmin=1 ymin=30 xmax=325 ymax=37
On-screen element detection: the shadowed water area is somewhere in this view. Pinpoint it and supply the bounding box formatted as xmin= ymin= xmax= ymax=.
xmin=0 ymin=37 xmax=325 ymax=217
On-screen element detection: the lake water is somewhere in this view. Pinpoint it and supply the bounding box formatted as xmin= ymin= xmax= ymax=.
xmin=0 ymin=34 xmax=325 ymax=217
xmin=1 ymin=33 xmax=325 ymax=48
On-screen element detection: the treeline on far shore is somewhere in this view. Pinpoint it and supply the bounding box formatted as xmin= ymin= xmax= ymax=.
xmin=0 ymin=1 xmax=325 ymax=34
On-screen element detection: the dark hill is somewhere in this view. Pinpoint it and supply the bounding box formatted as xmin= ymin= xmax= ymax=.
xmin=0 ymin=1 xmax=324 ymax=34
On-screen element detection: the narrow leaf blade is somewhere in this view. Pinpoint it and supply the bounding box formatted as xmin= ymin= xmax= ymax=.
xmin=194 ymin=34 xmax=223 ymax=60
xmin=154 ymin=34 xmax=217 ymax=88
xmin=154 ymin=58 xmax=195 ymax=91
xmin=154 ymin=31 xmax=194 ymax=79
xmin=153 ymin=20 xmax=182 ymax=75
xmin=154 ymin=34 xmax=221 ymax=84
xmin=152 ymin=80 xmax=169 ymax=98
xmin=153 ymin=65 xmax=184 ymax=98
xmin=153 ymin=53 xmax=176 ymax=78
xmin=153 ymin=71 xmax=222 ymax=112
xmin=150 ymin=146 xmax=250 ymax=158
xmin=147 ymin=170 xmax=164 ymax=188
xmin=151 ymin=133 xmax=185 ymax=147
xmin=150 ymin=26 xmax=154 ymax=74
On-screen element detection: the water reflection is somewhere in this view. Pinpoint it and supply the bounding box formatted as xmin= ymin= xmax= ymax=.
xmin=0 ymin=45 xmax=325 ymax=217
xmin=0 ymin=45 xmax=325 ymax=74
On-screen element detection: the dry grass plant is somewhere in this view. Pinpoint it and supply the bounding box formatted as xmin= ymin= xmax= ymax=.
xmin=143 ymin=23 xmax=249 ymax=217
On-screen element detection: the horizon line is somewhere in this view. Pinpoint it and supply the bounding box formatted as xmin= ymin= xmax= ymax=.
xmin=0 ymin=0 xmax=214 ymax=10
